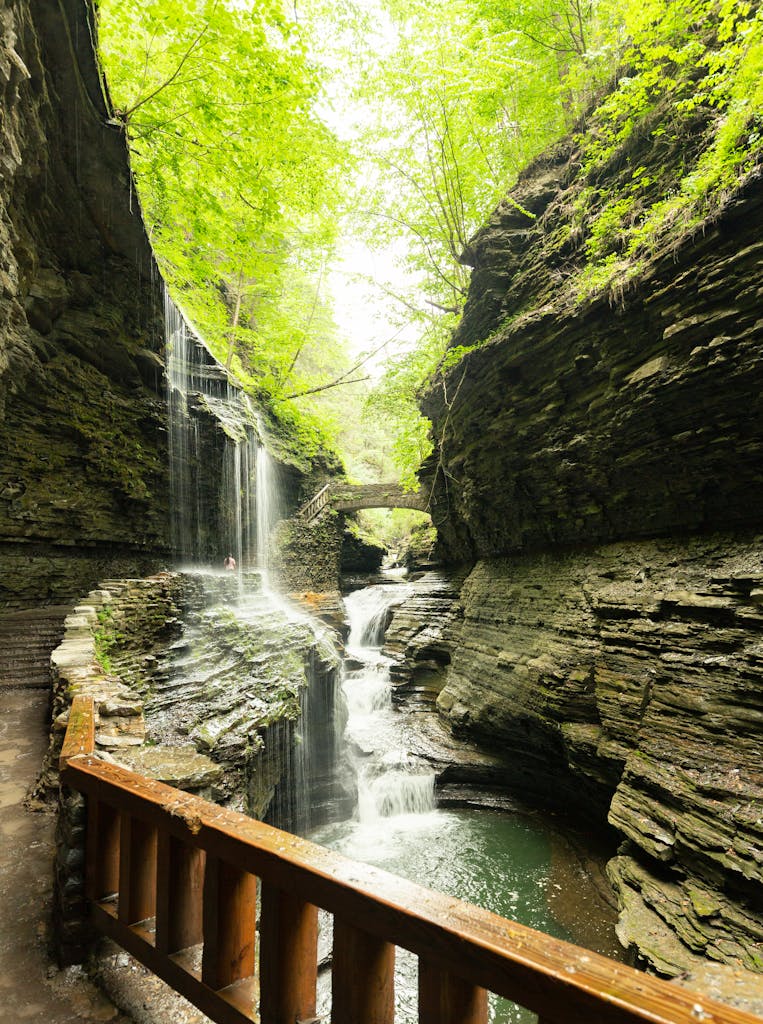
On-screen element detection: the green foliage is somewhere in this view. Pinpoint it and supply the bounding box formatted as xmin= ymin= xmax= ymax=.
xmin=363 ymin=329 xmax=451 ymax=490
xmin=575 ymin=0 xmax=763 ymax=296
xmin=357 ymin=508 xmax=433 ymax=555
xmin=93 ymin=607 xmax=122 ymax=674
xmin=98 ymin=0 xmax=761 ymax=489
xmin=314 ymin=0 xmax=629 ymax=486
xmin=97 ymin=0 xmax=353 ymax=464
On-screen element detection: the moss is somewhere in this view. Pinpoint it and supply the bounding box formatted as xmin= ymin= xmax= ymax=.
xmin=93 ymin=607 xmax=124 ymax=674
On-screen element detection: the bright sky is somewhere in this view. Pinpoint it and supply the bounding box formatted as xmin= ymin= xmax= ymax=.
xmin=328 ymin=239 xmax=421 ymax=377
xmin=309 ymin=0 xmax=422 ymax=377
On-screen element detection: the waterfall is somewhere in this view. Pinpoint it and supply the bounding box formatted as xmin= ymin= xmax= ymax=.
xmin=164 ymin=291 xmax=345 ymax=835
xmin=165 ymin=291 xmax=275 ymax=574
xmin=256 ymin=442 xmax=278 ymax=585
xmin=342 ymin=581 xmax=436 ymax=822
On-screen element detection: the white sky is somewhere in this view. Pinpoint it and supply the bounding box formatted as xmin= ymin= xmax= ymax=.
xmin=328 ymin=240 xmax=422 ymax=377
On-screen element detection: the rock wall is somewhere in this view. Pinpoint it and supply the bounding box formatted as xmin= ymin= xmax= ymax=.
xmin=0 ymin=0 xmax=172 ymax=606
xmin=432 ymin=537 xmax=762 ymax=973
xmin=418 ymin=74 xmax=763 ymax=979
xmin=0 ymin=1 xmax=333 ymax=607
xmin=272 ymin=510 xmax=344 ymax=594
xmin=422 ymin=169 xmax=763 ymax=561
xmin=42 ymin=571 xmax=343 ymax=827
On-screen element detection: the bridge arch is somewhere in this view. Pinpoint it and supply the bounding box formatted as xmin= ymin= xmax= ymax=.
xmin=300 ymin=482 xmax=429 ymax=521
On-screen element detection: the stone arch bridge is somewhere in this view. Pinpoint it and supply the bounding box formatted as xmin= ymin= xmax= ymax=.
xmin=300 ymin=481 xmax=429 ymax=521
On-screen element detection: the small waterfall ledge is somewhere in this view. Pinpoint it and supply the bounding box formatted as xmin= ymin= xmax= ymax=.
xmin=341 ymin=580 xmax=437 ymax=823
xmin=39 ymin=297 xmax=348 ymax=829
xmin=40 ymin=571 xmax=347 ymax=830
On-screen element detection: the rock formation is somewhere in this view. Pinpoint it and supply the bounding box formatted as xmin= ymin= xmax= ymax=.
xmin=1 ymin=0 xmax=170 ymax=606
xmin=42 ymin=571 xmax=344 ymax=827
xmin=0 ymin=1 xmax=333 ymax=608
xmin=419 ymin=71 xmax=763 ymax=978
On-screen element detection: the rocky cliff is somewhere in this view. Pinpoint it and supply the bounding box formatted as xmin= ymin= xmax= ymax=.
xmin=0 ymin=0 xmax=171 ymax=606
xmin=0 ymin=1 xmax=335 ymax=607
xmin=419 ymin=47 xmax=763 ymax=981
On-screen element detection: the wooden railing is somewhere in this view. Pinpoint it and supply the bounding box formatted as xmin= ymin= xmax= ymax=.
xmin=60 ymin=695 xmax=760 ymax=1024
xmin=299 ymin=484 xmax=331 ymax=523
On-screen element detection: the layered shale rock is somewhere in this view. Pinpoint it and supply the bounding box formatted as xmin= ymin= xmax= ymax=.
xmin=422 ymin=170 xmax=763 ymax=561
xmin=42 ymin=572 xmax=343 ymax=826
xmin=419 ymin=70 xmax=763 ymax=979
xmin=434 ymin=537 xmax=762 ymax=974
xmin=0 ymin=0 xmax=170 ymax=606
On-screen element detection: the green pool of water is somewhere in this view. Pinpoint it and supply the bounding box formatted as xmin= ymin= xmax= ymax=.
xmin=310 ymin=805 xmax=621 ymax=1022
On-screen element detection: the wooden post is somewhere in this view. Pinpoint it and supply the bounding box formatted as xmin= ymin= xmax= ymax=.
xmin=155 ymin=833 xmax=205 ymax=955
xmin=418 ymin=958 xmax=488 ymax=1024
xmin=201 ymin=855 xmax=256 ymax=992
xmin=259 ymin=883 xmax=318 ymax=1024
xmin=118 ymin=813 xmax=157 ymax=926
xmin=86 ymin=799 xmax=120 ymax=901
xmin=332 ymin=919 xmax=395 ymax=1024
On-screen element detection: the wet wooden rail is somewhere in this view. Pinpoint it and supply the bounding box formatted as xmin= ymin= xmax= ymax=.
xmin=60 ymin=695 xmax=760 ymax=1024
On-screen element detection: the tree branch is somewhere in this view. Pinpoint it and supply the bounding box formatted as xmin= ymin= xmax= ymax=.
xmin=280 ymin=376 xmax=370 ymax=400
xmin=119 ymin=21 xmax=211 ymax=122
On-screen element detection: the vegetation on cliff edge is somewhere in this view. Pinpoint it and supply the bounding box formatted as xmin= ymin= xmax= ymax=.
xmin=96 ymin=0 xmax=761 ymax=489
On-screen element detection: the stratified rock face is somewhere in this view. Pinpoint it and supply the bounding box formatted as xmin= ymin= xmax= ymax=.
xmin=384 ymin=571 xmax=465 ymax=710
xmin=273 ymin=511 xmax=344 ymax=594
xmin=0 ymin=1 xmax=170 ymax=606
xmin=340 ymin=518 xmax=385 ymax=574
xmin=416 ymin=63 xmax=763 ymax=978
xmin=421 ymin=171 xmax=763 ymax=563
xmin=435 ymin=535 xmax=763 ymax=974
xmin=44 ymin=571 xmax=344 ymax=829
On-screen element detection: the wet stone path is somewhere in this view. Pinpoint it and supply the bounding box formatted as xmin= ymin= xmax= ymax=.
xmin=0 ymin=686 xmax=128 ymax=1022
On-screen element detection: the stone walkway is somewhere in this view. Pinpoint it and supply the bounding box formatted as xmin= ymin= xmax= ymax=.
xmin=0 ymin=683 xmax=130 ymax=1023
xmin=0 ymin=607 xmax=211 ymax=1024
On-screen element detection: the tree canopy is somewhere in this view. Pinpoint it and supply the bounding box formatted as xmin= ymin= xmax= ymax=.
xmin=96 ymin=0 xmax=762 ymax=485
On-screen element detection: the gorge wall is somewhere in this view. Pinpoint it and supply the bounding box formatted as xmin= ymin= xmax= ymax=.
xmin=0 ymin=1 xmax=329 ymax=608
xmin=420 ymin=84 xmax=763 ymax=976
xmin=0 ymin=0 xmax=170 ymax=606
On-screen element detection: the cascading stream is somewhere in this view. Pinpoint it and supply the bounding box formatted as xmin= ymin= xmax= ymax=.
xmin=342 ymin=580 xmax=435 ymax=823
xmin=312 ymin=573 xmax=623 ymax=1024
xmin=163 ymin=291 xmax=338 ymax=834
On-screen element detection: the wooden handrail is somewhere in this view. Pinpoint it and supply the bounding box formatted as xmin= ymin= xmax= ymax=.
xmin=59 ymin=700 xmax=761 ymax=1024
xmin=299 ymin=483 xmax=331 ymax=522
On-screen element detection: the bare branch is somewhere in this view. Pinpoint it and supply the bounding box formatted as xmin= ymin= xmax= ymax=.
xmin=280 ymin=376 xmax=370 ymax=401
xmin=425 ymin=299 xmax=460 ymax=314
xmin=119 ymin=21 xmax=212 ymax=122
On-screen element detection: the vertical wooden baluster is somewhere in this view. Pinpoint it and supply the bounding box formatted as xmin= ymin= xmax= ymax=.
xmin=332 ymin=919 xmax=395 ymax=1024
xmin=118 ymin=813 xmax=157 ymax=926
xmin=418 ymin=958 xmax=488 ymax=1024
xmin=259 ymin=883 xmax=318 ymax=1024
xmin=86 ymin=799 xmax=120 ymax=901
xmin=155 ymin=833 xmax=205 ymax=954
xmin=201 ymin=855 xmax=256 ymax=991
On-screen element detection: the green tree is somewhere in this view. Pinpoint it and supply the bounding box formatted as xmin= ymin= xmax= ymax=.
xmin=97 ymin=0 xmax=352 ymax=441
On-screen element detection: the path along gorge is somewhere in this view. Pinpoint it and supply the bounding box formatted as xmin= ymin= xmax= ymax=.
xmin=1 ymin=0 xmax=761 ymax=1017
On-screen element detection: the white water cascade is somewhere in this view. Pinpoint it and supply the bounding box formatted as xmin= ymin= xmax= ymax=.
xmin=163 ymin=292 xmax=346 ymax=837
xmin=342 ymin=579 xmax=436 ymax=822
xmin=165 ymin=292 xmax=278 ymax=573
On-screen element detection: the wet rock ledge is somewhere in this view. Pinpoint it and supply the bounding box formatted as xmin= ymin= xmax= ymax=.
xmin=40 ymin=572 xmax=341 ymax=826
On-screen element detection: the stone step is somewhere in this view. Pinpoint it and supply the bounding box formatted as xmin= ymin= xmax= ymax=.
xmin=0 ymin=606 xmax=68 ymax=690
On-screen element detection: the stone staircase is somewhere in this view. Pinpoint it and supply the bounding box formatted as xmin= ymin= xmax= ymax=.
xmin=0 ymin=605 xmax=69 ymax=689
